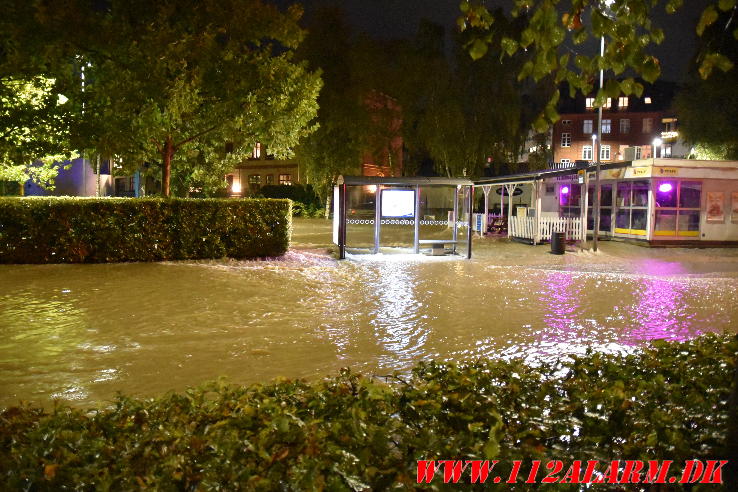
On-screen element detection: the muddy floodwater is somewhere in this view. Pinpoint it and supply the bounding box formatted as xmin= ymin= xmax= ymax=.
xmin=2 ymin=218 xmax=738 ymax=408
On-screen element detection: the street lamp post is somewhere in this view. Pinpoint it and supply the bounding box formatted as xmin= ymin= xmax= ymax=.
xmin=593 ymin=33 xmax=605 ymax=252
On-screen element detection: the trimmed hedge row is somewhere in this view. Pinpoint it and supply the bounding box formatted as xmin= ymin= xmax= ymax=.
xmin=0 ymin=197 xmax=291 ymax=263
xmin=1 ymin=334 xmax=736 ymax=490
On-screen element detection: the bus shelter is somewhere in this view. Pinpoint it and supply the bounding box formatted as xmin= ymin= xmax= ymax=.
xmin=333 ymin=176 xmax=475 ymax=259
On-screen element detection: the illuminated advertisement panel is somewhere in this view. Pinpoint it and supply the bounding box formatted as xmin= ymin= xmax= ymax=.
xmin=381 ymin=189 xmax=415 ymax=218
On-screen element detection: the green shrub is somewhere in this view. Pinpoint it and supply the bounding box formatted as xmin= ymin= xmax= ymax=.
xmin=0 ymin=197 xmax=291 ymax=263
xmin=0 ymin=334 xmax=735 ymax=490
xmin=260 ymin=184 xmax=321 ymax=207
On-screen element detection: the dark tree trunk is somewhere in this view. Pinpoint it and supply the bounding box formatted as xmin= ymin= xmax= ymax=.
xmin=162 ymin=136 xmax=173 ymax=197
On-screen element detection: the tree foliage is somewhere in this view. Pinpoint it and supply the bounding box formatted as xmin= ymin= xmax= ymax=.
xmin=0 ymin=3 xmax=77 ymax=187
xmin=295 ymin=8 xmax=374 ymax=204
xmin=676 ymin=5 xmax=738 ymax=160
xmin=1 ymin=0 xmax=321 ymax=197
xmin=459 ymin=0 xmax=738 ymax=130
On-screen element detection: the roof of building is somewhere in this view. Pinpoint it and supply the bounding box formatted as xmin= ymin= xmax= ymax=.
xmin=338 ymin=175 xmax=473 ymax=186
xmin=557 ymin=80 xmax=677 ymax=114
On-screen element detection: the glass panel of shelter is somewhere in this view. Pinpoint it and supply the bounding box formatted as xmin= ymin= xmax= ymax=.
xmin=343 ymin=184 xmax=468 ymax=255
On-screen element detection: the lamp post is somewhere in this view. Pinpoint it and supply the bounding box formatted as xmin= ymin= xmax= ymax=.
xmin=592 ymin=1 xmax=613 ymax=252
xmin=592 ymin=131 xmax=599 ymax=251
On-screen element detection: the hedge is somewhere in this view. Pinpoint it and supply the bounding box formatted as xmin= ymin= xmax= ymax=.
xmin=1 ymin=334 xmax=736 ymax=490
xmin=0 ymin=197 xmax=291 ymax=263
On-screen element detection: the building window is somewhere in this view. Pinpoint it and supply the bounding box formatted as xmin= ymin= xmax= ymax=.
xmin=582 ymin=145 xmax=593 ymax=160
xmin=602 ymin=119 xmax=611 ymax=133
xmin=561 ymin=132 xmax=571 ymax=147
xmin=560 ymin=183 xmax=582 ymax=218
xmin=560 ymin=158 xmax=571 ymax=165
xmin=643 ymin=118 xmax=653 ymax=133
xmin=615 ymin=180 xmax=649 ymax=235
xmin=654 ymin=181 xmax=702 ymax=237
xmin=248 ymin=174 xmax=261 ymax=188
xmin=620 ymin=119 xmax=630 ymax=134
xmin=600 ymin=145 xmax=611 ymax=161
xmin=604 ymin=98 xmax=612 ymax=109
xmin=583 ymin=120 xmax=593 ymax=134
xmin=634 ymin=146 xmax=642 ymax=160
xmin=279 ymin=174 xmax=292 ymax=185
xmin=585 ymin=97 xmax=595 ymax=109
xmin=252 ymin=142 xmax=262 ymax=159
xmin=644 ymin=97 xmax=652 ymax=104
xmin=562 ymin=119 xmax=572 ymax=126
xmin=265 ymin=174 xmax=274 ymax=185
xmin=618 ymin=96 xmax=628 ymax=108
xmin=663 ymin=118 xmax=677 ymax=132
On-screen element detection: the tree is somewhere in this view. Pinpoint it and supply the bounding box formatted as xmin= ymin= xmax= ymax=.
xmin=458 ymin=0 xmax=737 ymax=129
xmin=676 ymin=5 xmax=738 ymax=160
xmin=295 ymin=8 xmax=368 ymax=207
xmin=0 ymin=77 xmax=75 ymax=187
xmin=403 ymin=16 xmax=553 ymax=177
xmin=2 ymin=0 xmax=321 ymax=197
xmin=0 ymin=1 xmax=78 ymax=188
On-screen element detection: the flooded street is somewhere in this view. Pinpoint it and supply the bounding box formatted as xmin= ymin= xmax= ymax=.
xmin=1 ymin=218 xmax=737 ymax=408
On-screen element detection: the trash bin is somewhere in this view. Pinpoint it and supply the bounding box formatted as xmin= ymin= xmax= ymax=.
xmin=551 ymin=232 xmax=565 ymax=255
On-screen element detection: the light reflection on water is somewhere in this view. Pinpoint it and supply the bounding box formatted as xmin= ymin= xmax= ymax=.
xmin=1 ymin=234 xmax=738 ymax=408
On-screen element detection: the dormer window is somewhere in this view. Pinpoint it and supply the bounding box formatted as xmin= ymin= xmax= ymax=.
xmin=252 ymin=142 xmax=262 ymax=159
xmin=585 ymin=97 xmax=595 ymax=109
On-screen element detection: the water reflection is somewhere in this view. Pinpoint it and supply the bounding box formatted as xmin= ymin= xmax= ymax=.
xmin=1 ymin=239 xmax=737 ymax=408
xmin=369 ymin=260 xmax=426 ymax=366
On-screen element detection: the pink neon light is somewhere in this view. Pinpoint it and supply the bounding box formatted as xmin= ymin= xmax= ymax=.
xmin=658 ymin=183 xmax=673 ymax=193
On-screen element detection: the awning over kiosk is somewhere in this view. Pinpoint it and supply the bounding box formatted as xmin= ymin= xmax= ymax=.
xmin=333 ymin=176 xmax=475 ymax=259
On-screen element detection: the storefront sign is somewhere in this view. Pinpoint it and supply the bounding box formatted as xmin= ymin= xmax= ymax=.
xmin=608 ymin=169 xmax=624 ymax=179
xmin=707 ymin=192 xmax=725 ymax=223
xmin=655 ymin=167 xmax=679 ymax=177
xmin=627 ymin=167 xmax=650 ymax=178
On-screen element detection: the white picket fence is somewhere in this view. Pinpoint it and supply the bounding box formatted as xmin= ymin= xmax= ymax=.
xmin=509 ymin=216 xmax=582 ymax=242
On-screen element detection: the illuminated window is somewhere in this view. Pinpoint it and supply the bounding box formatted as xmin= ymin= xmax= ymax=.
xmin=643 ymin=118 xmax=653 ymax=133
xmin=585 ymin=97 xmax=595 ymax=109
xmin=654 ymin=181 xmax=702 ymax=237
xmin=602 ymin=119 xmax=611 ymax=133
xmin=252 ymin=142 xmax=262 ymax=159
xmin=582 ymin=145 xmax=593 ymax=160
xmin=604 ymin=98 xmax=612 ymax=109
xmin=620 ymin=119 xmax=630 ymax=134
xmin=600 ymin=145 xmax=611 ymax=161
xmin=618 ymin=96 xmax=628 ymax=108
xmin=663 ymin=119 xmax=677 ymax=132
xmin=644 ymin=97 xmax=652 ymax=104
xmin=279 ymin=174 xmax=292 ymax=185
xmin=561 ymin=132 xmax=571 ymax=147
xmin=583 ymin=120 xmax=593 ymax=133
xmin=248 ymin=174 xmax=261 ymax=188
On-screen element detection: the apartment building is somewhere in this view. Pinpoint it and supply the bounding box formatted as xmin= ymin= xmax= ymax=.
xmin=552 ymin=82 xmax=683 ymax=165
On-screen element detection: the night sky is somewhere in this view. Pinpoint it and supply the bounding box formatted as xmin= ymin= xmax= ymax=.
xmin=297 ymin=0 xmax=713 ymax=82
